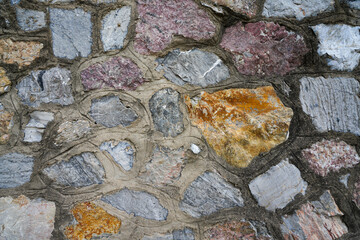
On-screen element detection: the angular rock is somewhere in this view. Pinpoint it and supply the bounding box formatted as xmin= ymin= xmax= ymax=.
xmin=89 ymin=96 xmax=138 ymax=128
xmin=220 ymin=21 xmax=308 ymax=75
xmin=0 ymin=153 xmax=34 ymax=188
xmin=149 ymin=88 xmax=184 ymax=137
xmin=101 ymin=188 xmax=168 ymax=221
xmin=179 ymin=171 xmax=244 ymax=217
xmin=281 ymin=190 xmax=348 ymax=240
xmin=190 ymin=144 xmax=201 ymax=154
xmin=185 ymin=86 xmax=293 ymax=168
xmin=156 ymin=49 xmax=230 ymax=87
xmin=249 ymin=160 xmax=308 ymax=211
xmin=23 ymin=111 xmax=54 ymax=143
xmin=301 ymin=139 xmax=360 ymax=177
xmin=50 ymin=8 xmax=92 ymax=59
xmin=134 ymin=0 xmax=216 ymax=55
xmin=43 ymin=152 xmax=105 ymax=187
xmin=0 ymin=67 xmax=11 ymax=94
xmin=81 ymin=56 xmax=144 ymax=91
xmin=100 ymin=141 xmax=134 ymax=171
xmin=16 ymin=67 xmax=74 ymax=107
xmin=0 ymin=104 xmax=13 ymax=144
xmin=16 ymin=8 xmax=46 ymax=31
xmin=202 ymin=0 xmax=258 ymax=16
xmin=54 ymin=120 xmax=91 ymax=146
xmin=143 ymin=228 xmax=195 ymax=240
xmin=339 ymin=174 xmax=350 ymax=188
xmin=0 ymin=195 xmax=56 ymax=240
xmin=299 ymin=76 xmax=360 ymax=135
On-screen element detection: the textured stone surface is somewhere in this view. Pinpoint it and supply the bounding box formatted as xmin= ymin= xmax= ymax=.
xmin=50 ymin=8 xmax=92 ymax=59
xmin=16 ymin=67 xmax=74 ymax=108
xmin=249 ymin=160 xmax=308 ymax=211
xmin=299 ymin=76 xmax=360 ymax=135
xmin=185 ymin=86 xmax=293 ymax=168
xmin=0 ymin=104 xmax=13 ymax=144
xmin=16 ymin=8 xmax=46 ymax=31
xmin=143 ymin=228 xmax=195 ymax=240
xmin=101 ymin=188 xmax=168 ymax=221
xmin=220 ymin=21 xmax=308 ymax=75
xmin=0 ymin=67 xmax=11 ymax=94
xmin=89 ymin=96 xmax=138 ymax=128
xmin=281 ymin=190 xmax=348 ymax=240
xmin=179 ymin=171 xmax=244 ymax=217
xmin=81 ymin=56 xmax=145 ymax=91
xmin=202 ymin=0 xmax=257 ymax=16
xmin=65 ymin=202 xmax=121 ymax=240
xmin=134 ymin=0 xmax=216 ymax=55
xmin=100 ymin=141 xmax=134 ymax=171
xmin=54 ymin=120 xmax=91 ymax=146
xmin=345 ymin=0 xmax=360 ymax=9
xmin=0 ymin=195 xmax=55 ymax=240
xmin=23 ymin=111 xmax=54 ymax=143
xmin=101 ymin=7 xmax=131 ymax=51
xmin=311 ymin=24 xmax=360 ymax=71
xmin=43 ymin=152 xmax=105 ymax=187
xmin=156 ymin=49 xmax=230 ymax=87
xmin=301 ymin=139 xmax=360 ymax=177
xmin=0 ymin=153 xmax=34 ymax=188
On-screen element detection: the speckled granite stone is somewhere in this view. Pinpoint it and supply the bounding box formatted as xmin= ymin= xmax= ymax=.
xmin=54 ymin=120 xmax=91 ymax=146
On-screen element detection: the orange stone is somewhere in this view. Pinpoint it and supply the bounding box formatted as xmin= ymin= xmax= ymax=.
xmin=185 ymin=86 xmax=293 ymax=167
xmin=0 ymin=67 xmax=11 ymax=94
xmin=0 ymin=108 xmax=13 ymax=144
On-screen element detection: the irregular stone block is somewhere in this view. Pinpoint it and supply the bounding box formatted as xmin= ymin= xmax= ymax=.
xmin=50 ymin=8 xmax=92 ymax=59
xmin=353 ymin=177 xmax=360 ymax=208
xmin=220 ymin=21 xmax=308 ymax=75
xmin=281 ymin=191 xmax=348 ymax=240
xmin=156 ymin=49 xmax=230 ymax=87
xmin=23 ymin=111 xmax=54 ymax=143
xmin=0 ymin=104 xmax=13 ymax=144
xmin=89 ymin=96 xmax=138 ymax=128
xmin=249 ymin=160 xmax=308 ymax=211
xmin=0 ymin=153 xmax=34 ymax=188
xmin=339 ymin=174 xmax=350 ymax=188
xmin=0 ymin=67 xmax=11 ymax=95
xmin=0 ymin=195 xmax=56 ymax=240
xmin=299 ymin=76 xmax=360 ymax=135
xmin=143 ymin=228 xmax=195 ymax=240
xmin=54 ymin=120 xmax=91 ymax=146
xmin=185 ymin=86 xmax=293 ymax=168
xmin=43 ymin=152 xmax=105 ymax=187
xmin=101 ymin=188 xmax=168 ymax=221
xmin=16 ymin=67 xmax=74 ymax=107
xmin=179 ymin=171 xmax=244 ymax=217
xmin=16 ymin=8 xmax=46 ymax=31
xmin=134 ymin=0 xmax=216 ymax=55
xmin=100 ymin=141 xmax=134 ymax=171
xmin=201 ymin=0 xmax=258 ymax=16
xmin=81 ymin=56 xmax=144 ymax=91
xmin=149 ymin=88 xmax=184 ymax=137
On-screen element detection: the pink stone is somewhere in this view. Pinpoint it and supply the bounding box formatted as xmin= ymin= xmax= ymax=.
xmin=353 ymin=177 xmax=360 ymax=208
xmin=220 ymin=21 xmax=308 ymax=76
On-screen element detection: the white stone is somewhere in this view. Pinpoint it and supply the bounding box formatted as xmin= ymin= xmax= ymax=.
xmin=24 ymin=111 xmax=54 ymax=142
xmin=190 ymin=144 xmax=201 ymax=154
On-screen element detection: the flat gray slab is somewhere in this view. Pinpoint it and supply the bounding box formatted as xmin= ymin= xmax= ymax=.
xmin=100 ymin=141 xmax=134 ymax=171
xmin=16 ymin=8 xmax=46 ymax=31
xmin=0 ymin=153 xmax=34 ymax=188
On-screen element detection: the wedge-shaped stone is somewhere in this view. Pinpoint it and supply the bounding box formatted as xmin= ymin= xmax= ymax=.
xmin=0 ymin=103 xmax=13 ymax=144
xmin=0 ymin=153 xmax=34 ymax=188
xmin=16 ymin=8 xmax=46 ymax=31
xmin=0 ymin=68 xmax=11 ymax=94
xmin=143 ymin=228 xmax=195 ymax=240
xmin=24 ymin=111 xmax=54 ymax=143
xmin=100 ymin=141 xmax=134 ymax=171
xmin=54 ymin=120 xmax=91 ymax=146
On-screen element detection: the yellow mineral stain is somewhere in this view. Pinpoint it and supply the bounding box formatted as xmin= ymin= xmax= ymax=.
xmin=0 ymin=67 xmax=11 ymax=94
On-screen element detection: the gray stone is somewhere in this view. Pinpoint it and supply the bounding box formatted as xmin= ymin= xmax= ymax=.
xmin=43 ymin=152 xmax=105 ymax=187
xmin=149 ymin=88 xmax=184 ymax=137
xmin=50 ymin=8 xmax=92 ymax=59
xmin=100 ymin=141 xmax=134 ymax=171
xmin=101 ymin=188 xmax=168 ymax=221
xmin=0 ymin=153 xmax=34 ymax=188
xmin=142 ymin=234 xmax=173 ymax=240
xmin=54 ymin=120 xmax=91 ymax=146
xmin=345 ymin=0 xmax=360 ymax=9
xmin=24 ymin=111 xmax=54 ymax=143
xmin=16 ymin=8 xmax=46 ymax=31
xmin=179 ymin=171 xmax=244 ymax=218
xmin=249 ymin=160 xmax=308 ymax=211
xmin=157 ymin=49 xmax=230 ymax=87
xmin=16 ymin=67 xmax=74 ymax=108
xmin=89 ymin=96 xmax=138 ymax=128
xmin=143 ymin=228 xmax=195 ymax=240
xmin=339 ymin=174 xmax=350 ymax=188
xmin=101 ymin=7 xmax=131 ymax=52
xmin=299 ymin=76 xmax=360 ymax=136
xmin=10 ymin=0 xmax=20 ymax=5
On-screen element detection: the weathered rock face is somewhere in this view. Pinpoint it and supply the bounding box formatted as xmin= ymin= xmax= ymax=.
xmin=0 ymin=103 xmax=13 ymax=144
xmin=143 ymin=228 xmax=195 ymax=240
xmin=81 ymin=56 xmax=145 ymax=91
xmin=185 ymin=87 xmax=293 ymax=168
xmin=0 ymin=68 xmax=11 ymax=94
xmin=43 ymin=152 xmax=105 ymax=187
xmin=220 ymin=21 xmax=308 ymax=76
xmin=16 ymin=8 xmax=46 ymax=31
xmin=99 ymin=141 xmax=134 ymax=171
xmin=0 ymin=195 xmax=56 ymax=240
xmin=0 ymin=153 xmax=34 ymax=188
xmin=134 ymin=0 xmax=216 ymax=55
xmin=101 ymin=188 xmax=168 ymax=221
xmin=179 ymin=171 xmax=244 ymax=217
xmin=299 ymin=76 xmax=360 ymax=135
xmin=281 ymin=191 xmax=348 ymax=240
xmin=156 ymin=49 xmax=230 ymax=87
xmin=249 ymin=160 xmax=308 ymax=211
xmin=201 ymin=0 xmax=257 ymax=16
xmin=311 ymin=24 xmax=360 ymax=71
xmin=23 ymin=111 xmax=54 ymax=143
xmin=149 ymin=88 xmax=184 ymax=137
xmin=54 ymin=120 xmax=91 ymax=146
xmin=65 ymin=202 xmax=121 ymax=240
xmin=353 ymin=177 xmax=360 ymax=208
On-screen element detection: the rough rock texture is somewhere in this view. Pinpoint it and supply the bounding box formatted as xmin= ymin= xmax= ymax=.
xmin=99 ymin=141 xmax=134 ymax=171
xmin=185 ymin=86 xmax=293 ymax=168
xmin=201 ymin=0 xmax=257 ymax=16
xmin=301 ymin=139 xmax=360 ymax=177
xmin=345 ymin=0 xmax=360 ymax=9
xmin=81 ymin=56 xmax=145 ymax=91
xmin=179 ymin=171 xmax=244 ymax=217
xmin=134 ymin=0 xmax=216 ymax=55
xmin=149 ymin=88 xmax=184 ymax=137
xmin=281 ymin=191 xmax=348 ymax=240
xmin=54 ymin=120 xmax=91 ymax=146
xmin=311 ymin=24 xmax=360 ymax=71
xmin=220 ymin=21 xmax=308 ymax=75
xmin=143 ymin=228 xmax=195 ymax=240
xmin=0 ymin=104 xmax=13 ymax=144
xmin=101 ymin=188 xmax=168 ymax=221
xmin=16 ymin=67 xmax=74 ymax=107
xmin=0 ymin=67 xmax=11 ymax=94
xmin=299 ymin=76 xmax=360 ymax=135
xmin=353 ymin=177 xmax=360 ymax=208
xmin=156 ymin=49 xmax=230 ymax=87
xmin=43 ymin=152 xmax=105 ymax=187
xmin=249 ymin=160 xmax=308 ymax=211
xmin=0 ymin=153 xmax=34 ymax=188
xmin=23 ymin=111 xmax=54 ymax=143
xmin=0 ymin=195 xmax=56 ymax=240
xmin=89 ymin=96 xmax=138 ymax=128
xmin=16 ymin=8 xmax=46 ymax=31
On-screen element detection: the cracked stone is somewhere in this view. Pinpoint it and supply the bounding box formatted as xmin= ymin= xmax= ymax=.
xmin=0 ymin=67 xmax=11 ymax=95
xmin=16 ymin=8 xmax=46 ymax=31
xmin=54 ymin=120 xmax=91 ymax=146
xmin=0 ymin=153 xmax=34 ymax=188
xmin=143 ymin=228 xmax=195 ymax=240
xmin=202 ymin=0 xmax=258 ymax=16
xmin=100 ymin=141 xmax=134 ymax=171
xmin=23 ymin=111 xmax=54 ymax=143
xmin=0 ymin=104 xmax=13 ymax=144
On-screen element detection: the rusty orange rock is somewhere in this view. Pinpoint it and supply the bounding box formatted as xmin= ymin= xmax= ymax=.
xmin=0 ymin=68 xmax=11 ymax=94
xmin=185 ymin=86 xmax=293 ymax=167
xmin=0 ymin=107 xmax=13 ymax=144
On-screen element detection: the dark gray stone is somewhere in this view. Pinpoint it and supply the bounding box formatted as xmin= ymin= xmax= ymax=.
xmin=99 ymin=141 xmax=134 ymax=171
xmin=16 ymin=8 xmax=46 ymax=31
xmin=173 ymin=228 xmax=195 ymax=240
xmin=0 ymin=153 xmax=34 ymax=188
